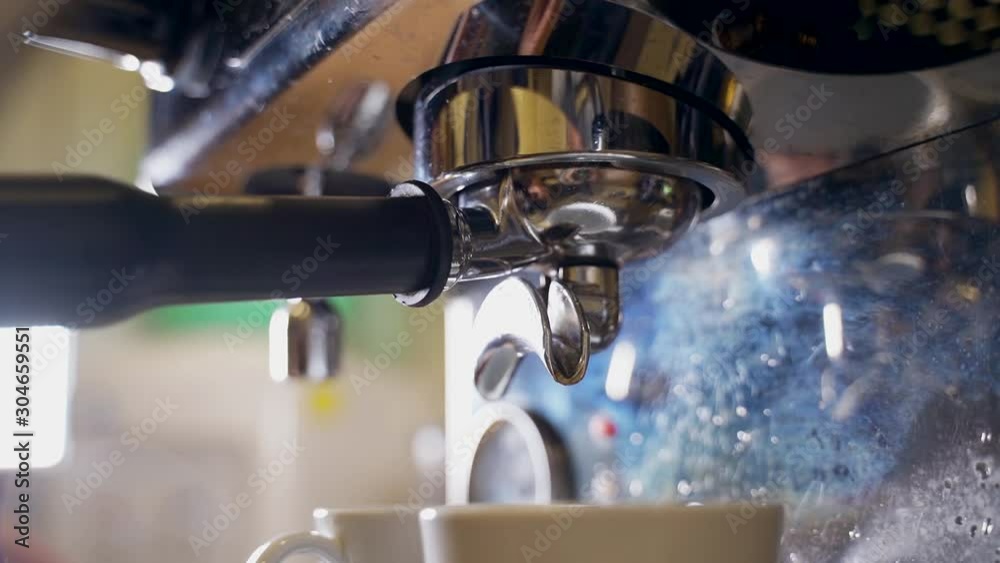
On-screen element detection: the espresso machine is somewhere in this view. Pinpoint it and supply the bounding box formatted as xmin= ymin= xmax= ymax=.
xmin=2 ymin=0 xmax=999 ymax=561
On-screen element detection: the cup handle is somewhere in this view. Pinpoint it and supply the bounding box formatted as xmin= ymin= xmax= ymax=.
xmin=246 ymin=531 xmax=344 ymax=563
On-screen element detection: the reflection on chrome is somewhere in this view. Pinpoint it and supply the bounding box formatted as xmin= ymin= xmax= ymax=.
xmin=750 ymin=238 xmax=777 ymax=276
xmin=604 ymin=341 xmax=637 ymax=402
xmin=822 ymin=303 xmax=844 ymax=360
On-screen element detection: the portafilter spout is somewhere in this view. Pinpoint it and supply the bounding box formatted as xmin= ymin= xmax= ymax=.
xmin=449 ymin=157 xmax=706 ymax=398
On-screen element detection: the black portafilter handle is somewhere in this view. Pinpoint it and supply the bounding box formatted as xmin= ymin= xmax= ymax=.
xmin=0 ymin=176 xmax=454 ymax=327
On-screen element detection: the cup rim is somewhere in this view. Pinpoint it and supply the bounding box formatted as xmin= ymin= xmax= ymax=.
xmin=312 ymin=507 xmax=411 ymax=520
xmin=418 ymin=502 xmax=782 ymax=521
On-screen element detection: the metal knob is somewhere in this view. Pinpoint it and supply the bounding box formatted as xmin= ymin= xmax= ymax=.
xmin=269 ymin=299 xmax=342 ymax=382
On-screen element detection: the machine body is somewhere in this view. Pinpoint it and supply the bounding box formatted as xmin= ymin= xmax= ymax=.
xmin=4 ymin=0 xmax=1000 ymax=561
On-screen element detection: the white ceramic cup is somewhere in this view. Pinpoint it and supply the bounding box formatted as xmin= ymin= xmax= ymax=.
xmin=419 ymin=503 xmax=783 ymax=563
xmin=246 ymin=507 xmax=423 ymax=563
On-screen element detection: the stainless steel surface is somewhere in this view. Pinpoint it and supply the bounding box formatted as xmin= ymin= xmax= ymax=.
xmin=269 ymin=298 xmax=342 ymax=381
xmin=443 ymin=151 xmax=704 ymax=390
xmin=468 ymin=266 xmax=620 ymax=395
xmin=559 ymin=264 xmax=621 ymax=349
xmin=141 ymin=0 xmax=405 ymax=187
xmin=399 ymin=3 xmax=754 ymax=267
xmin=398 ymin=0 xmax=752 ymax=140
xmin=444 ymin=198 xmax=474 ymax=292
xmin=472 ymin=277 xmax=590 ymax=398
xmin=445 ymin=152 xmax=708 ymax=281
xmin=404 ymin=64 xmax=752 ymax=192
xmin=399 ymin=3 xmax=745 ymax=389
